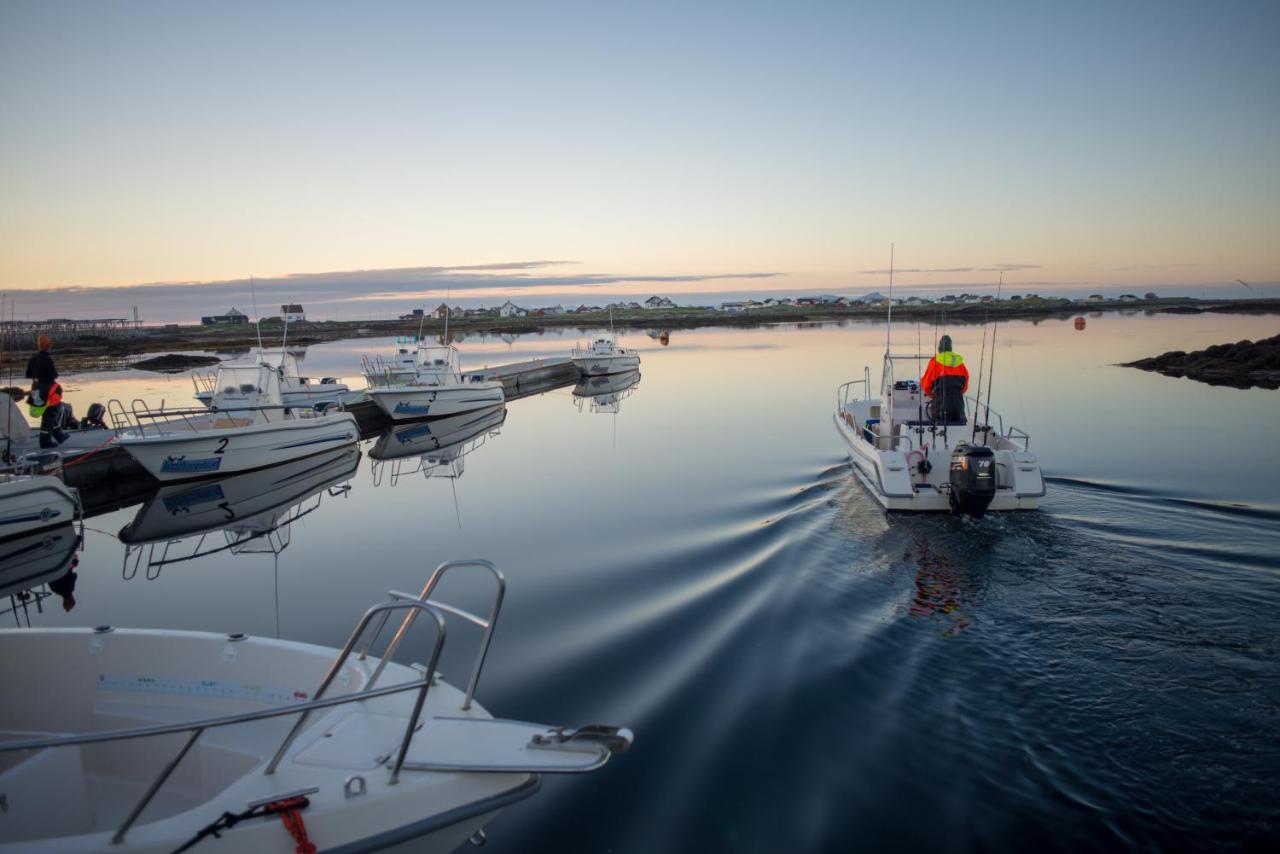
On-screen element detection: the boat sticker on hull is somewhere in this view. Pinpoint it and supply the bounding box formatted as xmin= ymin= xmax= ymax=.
xmin=161 ymin=456 xmax=223 ymax=474
xmin=394 ymin=403 xmax=431 ymax=414
xmin=97 ymin=674 xmax=310 ymax=704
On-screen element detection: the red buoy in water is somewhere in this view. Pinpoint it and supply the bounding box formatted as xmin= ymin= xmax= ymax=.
xmin=1074 ymin=316 xmax=1086 ymax=330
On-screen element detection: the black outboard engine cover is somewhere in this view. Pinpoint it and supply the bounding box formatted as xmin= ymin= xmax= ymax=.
xmin=949 ymin=444 xmax=996 ymax=518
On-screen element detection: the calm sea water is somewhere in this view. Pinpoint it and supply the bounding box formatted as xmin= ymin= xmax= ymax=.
xmin=16 ymin=312 xmax=1280 ymax=852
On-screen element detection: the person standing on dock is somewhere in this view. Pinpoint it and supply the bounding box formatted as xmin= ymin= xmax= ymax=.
xmin=920 ymin=335 xmax=969 ymax=423
xmin=25 ymin=334 xmax=68 ymax=448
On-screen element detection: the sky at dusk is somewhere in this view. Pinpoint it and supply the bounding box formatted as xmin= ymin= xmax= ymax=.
xmin=1 ymin=0 xmax=1277 ymax=320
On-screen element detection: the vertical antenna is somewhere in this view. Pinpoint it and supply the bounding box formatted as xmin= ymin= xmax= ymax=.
xmin=885 ymin=243 xmax=895 ymax=356
xmin=250 ymin=275 xmax=264 ymax=352
xmin=983 ymin=270 xmax=1004 ymax=430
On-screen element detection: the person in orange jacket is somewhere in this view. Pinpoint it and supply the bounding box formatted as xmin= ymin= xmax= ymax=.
xmin=921 ymin=335 xmax=969 ymax=422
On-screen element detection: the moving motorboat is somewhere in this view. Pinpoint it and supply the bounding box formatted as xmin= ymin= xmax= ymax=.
xmin=112 ymin=363 xmax=359 ymax=484
xmin=118 ymin=447 xmax=360 ymax=575
xmin=832 ymin=255 xmax=1043 ymax=516
xmin=0 ymin=560 xmax=631 ymax=853
xmin=0 ymin=472 xmax=79 ymax=541
xmin=573 ymin=370 xmax=641 ymax=414
xmin=194 ymin=348 xmax=349 ymax=409
xmin=571 ymin=335 xmax=640 ymax=376
xmin=370 ymin=404 xmax=505 ymax=486
xmin=362 ymin=341 xmax=504 ymax=422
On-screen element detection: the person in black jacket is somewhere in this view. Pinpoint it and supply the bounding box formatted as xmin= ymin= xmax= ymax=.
xmin=25 ymin=334 xmax=68 ymax=448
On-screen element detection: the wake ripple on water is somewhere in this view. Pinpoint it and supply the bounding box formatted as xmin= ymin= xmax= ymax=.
xmin=477 ymin=464 xmax=1278 ymax=853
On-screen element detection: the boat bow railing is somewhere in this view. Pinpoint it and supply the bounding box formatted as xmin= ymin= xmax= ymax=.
xmin=836 ymin=366 xmax=872 ymax=409
xmin=0 ymin=560 xmax=509 ymax=844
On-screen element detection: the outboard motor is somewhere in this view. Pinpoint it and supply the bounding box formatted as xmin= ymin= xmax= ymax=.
xmin=80 ymin=402 xmax=108 ymax=430
xmin=949 ymin=444 xmax=996 ymax=518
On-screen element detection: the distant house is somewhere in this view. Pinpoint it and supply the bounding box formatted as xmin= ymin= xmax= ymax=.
xmin=497 ymin=300 xmax=528 ymax=318
xmin=1087 ymin=294 xmax=1106 ymax=301
xmin=435 ymin=303 xmax=452 ymax=319
xmin=644 ymin=295 xmax=676 ymax=309
xmin=400 ymin=308 xmax=424 ymax=321
xmin=201 ymin=307 xmax=250 ymax=326
xmin=1144 ymin=292 xmax=1158 ymax=300
xmin=795 ymin=297 xmax=821 ymax=306
xmin=720 ymin=301 xmax=750 ymax=313
xmin=542 ymin=305 xmax=568 ymax=315
xmin=903 ymin=296 xmax=931 ymax=306
xmin=980 ymin=295 xmax=994 ymax=303
xmin=280 ymin=303 xmax=305 ymax=322
xmin=1118 ymin=293 xmax=1140 ymax=302
xmin=1008 ymin=295 xmax=1022 ymax=301
xmin=464 ymin=307 xmax=492 ymax=317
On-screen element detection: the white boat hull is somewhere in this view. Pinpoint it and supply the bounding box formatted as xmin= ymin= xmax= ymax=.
xmin=833 ymin=409 xmax=1043 ymax=513
xmin=0 ymin=475 xmax=78 ymax=541
xmin=572 ymin=353 xmax=640 ymax=376
xmin=0 ymin=629 xmax=538 ymax=854
xmin=116 ymin=413 xmax=359 ymax=483
xmin=368 ymin=383 xmax=505 ymax=421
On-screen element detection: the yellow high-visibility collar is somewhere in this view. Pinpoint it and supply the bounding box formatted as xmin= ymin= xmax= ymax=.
xmin=937 ymin=351 xmax=964 ymax=367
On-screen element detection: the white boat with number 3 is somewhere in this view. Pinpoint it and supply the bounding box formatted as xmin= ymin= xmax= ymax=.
xmin=363 ymin=342 xmax=504 ymax=421
xmin=0 ymin=560 xmax=631 ymax=853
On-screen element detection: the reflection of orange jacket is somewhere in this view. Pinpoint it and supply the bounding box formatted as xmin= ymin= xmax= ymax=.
xmin=921 ymin=352 xmax=969 ymax=396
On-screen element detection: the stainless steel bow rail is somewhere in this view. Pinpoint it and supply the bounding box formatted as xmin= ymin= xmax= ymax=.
xmin=0 ymin=559 xmax=508 ymax=846
xmin=107 ymin=398 xmax=334 ymax=437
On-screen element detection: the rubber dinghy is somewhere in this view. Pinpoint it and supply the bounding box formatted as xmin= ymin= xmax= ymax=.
xmin=0 ymin=560 xmax=631 ymax=853
xmin=113 ymin=363 xmax=359 ymax=483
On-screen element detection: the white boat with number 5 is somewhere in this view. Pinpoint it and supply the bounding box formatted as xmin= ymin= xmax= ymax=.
xmin=0 ymin=560 xmax=631 ymax=853
xmin=112 ymin=364 xmax=358 ymax=483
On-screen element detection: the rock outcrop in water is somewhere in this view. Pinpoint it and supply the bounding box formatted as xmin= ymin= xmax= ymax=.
xmin=1122 ymin=334 xmax=1280 ymax=389
xmin=131 ymin=354 xmax=221 ymax=373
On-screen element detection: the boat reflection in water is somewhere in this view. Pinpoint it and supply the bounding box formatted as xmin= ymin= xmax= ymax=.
xmin=0 ymin=524 xmax=81 ymax=626
xmin=118 ymin=446 xmax=360 ymax=579
xmin=369 ymin=404 xmax=505 ymax=488
xmin=573 ymin=370 xmax=641 ymax=414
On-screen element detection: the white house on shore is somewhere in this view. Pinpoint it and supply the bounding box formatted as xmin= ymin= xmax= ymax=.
xmin=644 ymin=295 xmax=676 ymax=309
xmin=498 ymin=300 xmax=528 ymax=317
xmin=280 ymin=303 xmax=305 ymax=322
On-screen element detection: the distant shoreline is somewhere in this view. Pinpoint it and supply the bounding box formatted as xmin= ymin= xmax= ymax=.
xmin=20 ymin=295 xmax=1280 ymax=372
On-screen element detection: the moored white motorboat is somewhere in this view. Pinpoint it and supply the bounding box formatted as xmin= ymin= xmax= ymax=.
xmin=194 ymin=348 xmax=348 ymax=409
xmin=0 ymin=560 xmax=631 ymax=853
xmin=0 ymin=473 xmax=79 ymax=541
xmin=113 ymin=364 xmax=359 ymax=484
xmin=363 ymin=342 xmax=504 ymax=421
xmin=571 ymin=335 xmax=640 ymax=376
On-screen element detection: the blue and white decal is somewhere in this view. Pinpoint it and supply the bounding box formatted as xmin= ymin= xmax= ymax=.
xmin=160 ymin=456 xmax=223 ymax=474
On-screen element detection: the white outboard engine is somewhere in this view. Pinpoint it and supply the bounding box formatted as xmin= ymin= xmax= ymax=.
xmin=949 ymin=444 xmax=996 ymax=518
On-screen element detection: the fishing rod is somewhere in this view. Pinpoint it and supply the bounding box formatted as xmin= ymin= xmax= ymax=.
xmin=971 ymin=296 xmax=990 ymax=442
xmin=983 ymin=270 xmax=1004 ymax=433
xmin=884 ymin=243 xmax=895 ymax=357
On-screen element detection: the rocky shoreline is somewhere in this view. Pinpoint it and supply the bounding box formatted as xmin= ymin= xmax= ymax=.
xmin=1122 ymin=333 xmax=1280 ymax=390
